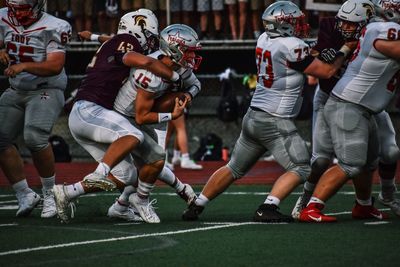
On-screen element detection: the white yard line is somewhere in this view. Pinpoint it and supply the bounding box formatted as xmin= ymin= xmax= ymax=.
xmin=0 ymin=222 xmax=262 ymax=256
xmin=0 ymin=223 xmax=18 ymax=227
xmin=364 ymin=221 xmax=390 ymax=225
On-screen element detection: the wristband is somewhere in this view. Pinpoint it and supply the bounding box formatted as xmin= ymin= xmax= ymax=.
xmin=339 ymin=45 xmax=351 ymax=58
xmin=171 ymin=71 xmax=179 ymax=82
xmin=90 ymin=34 xmax=100 ymax=42
xmin=158 ymin=112 xmax=172 ymax=122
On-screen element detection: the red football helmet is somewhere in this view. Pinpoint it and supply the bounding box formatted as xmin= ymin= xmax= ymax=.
xmin=6 ymin=0 xmax=45 ymax=27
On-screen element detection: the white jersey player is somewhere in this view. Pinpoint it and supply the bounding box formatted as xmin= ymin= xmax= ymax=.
xmin=108 ymin=24 xmax=201 ymax=223
xmin=299 ymin=0 xmax=400 ymax=223
xmin=182 ymin=1 xmax=354 ymax=222
xmin=0 ymin=0 xmax=71 ymax=218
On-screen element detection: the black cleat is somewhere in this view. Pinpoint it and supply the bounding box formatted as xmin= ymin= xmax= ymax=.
xmin=253 ymin=204 xmax=294 ymax=223
xmin=182 ymin=202 xmax=204 ymax=221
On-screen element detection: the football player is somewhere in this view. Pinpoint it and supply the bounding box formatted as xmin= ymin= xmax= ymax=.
xmin=299 ymin=0 xmax=400 ymax=222
xmin=0 ymin=0 xmax=71 ymax=218
xmin=182 ymin=1 xmax=357 ymax=222
xmin=108 ymin=24 xmax=202 ymax=223
xmin=292 ymin=0 xmax=395 ymax=220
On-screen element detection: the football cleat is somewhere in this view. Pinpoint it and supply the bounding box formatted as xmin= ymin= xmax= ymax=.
xmin=253 ymin=204 xmax=294 ymax=223
xmin=352 ymin=199 xmax=389 ymax=220
xmin=53 ymin=184 xmax=76 ymax=223
xmin=298 ymin=203 xmax=337 ymax=223
xmin=41 ymin=188 xmax=57 ymax=218
xmin=82 ymin=172 xmax=116 ymax=191
xmin=129 ymin=193 xmax=160 ymax=223
xmin=107 ymin=201 xmax=143 ymax=222
xmin=177 ymin=184 xmax=196 ymax=204
xmin=291 ymin=189 xmax=313 ymax=220
xmin=378 ymin=185 xmax=400 ymax=217
xmin=15 ymin=191 xmax=40 ymax=217
xmin=182 ymin=201 xmax=204 ymax=221
xmin=180 ymin=159 xmax=203 ymax=170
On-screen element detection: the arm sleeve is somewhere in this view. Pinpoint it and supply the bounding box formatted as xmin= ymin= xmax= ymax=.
xmin=181 ymin=69 xmax=201 ymax=98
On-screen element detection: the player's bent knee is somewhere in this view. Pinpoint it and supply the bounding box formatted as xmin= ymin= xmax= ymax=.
xmin=311 ymin=157 xmax=331 ymax=177
xmin=338 ymin=163 xmax=362 ymax=178
xmin=380 ymin=145 xmax=400 ymax=164
xmin=289 ymin=164 xmax=311 ymax=183
xmin=226 ymin=163 xmax=243 ymax=180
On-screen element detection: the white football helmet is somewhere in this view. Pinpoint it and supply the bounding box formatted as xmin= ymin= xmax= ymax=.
xmin=262 ymin=1 xmax=309 ymax=38
xmin=160 ymin=24 xmax=202 ymax=70
xmin=117 ymin=9 xmax=159 ymax=54
xmin=6 ymin=0 xmax=45 ymax=26
xmin=371 ymin=0 xmax=400 ymax=23
xmin=336 ymin=0 xmax=375 ymax=40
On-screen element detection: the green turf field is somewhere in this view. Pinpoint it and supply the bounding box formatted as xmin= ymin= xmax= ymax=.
xmin=0 ymin=185 xmax=399 ymax=267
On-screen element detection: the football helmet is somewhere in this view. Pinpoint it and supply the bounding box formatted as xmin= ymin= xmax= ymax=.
xmin=6 ymin=0 xmax=45 ymax=27
xmin=160 ymin=24 xmax=202 ymax=70
xmin=371 ymin=0 xmax=400 ymax=23
xmin=117 ymin=9 xmax=159 ymax=54
xmin=336 ymin=0 xmax=375 ymax=40
xmin=262 ymin=1 xmax=309 ymax=38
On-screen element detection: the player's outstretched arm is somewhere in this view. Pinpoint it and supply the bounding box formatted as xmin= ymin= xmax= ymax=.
xmin=4 ymin=52 xmax=65 ymax=77
xmin=122 ymin=52 xmax=179 ymax=82
xmin=375 ymin=40 xmax=400 ymax=61
xmin=78 ymin=31 xmax=111 ymax=43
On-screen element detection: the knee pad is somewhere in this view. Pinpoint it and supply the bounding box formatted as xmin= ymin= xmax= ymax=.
xmin=338 ymin=162 xmax=362 ymax=178
xmin=24 ymin=129 xmax=49 ymax=152
xmin=380 ymin=144 xmax=400 ymax=164
xmin=0 ymin=134 xmax=12 ymax=152
xmin=310 ymin=157 xmax=331 ymax=178
xmin=288 ymin=164 xmax=311 ymax=183
xmin=227 ymin=162 xmax=244 ymax=180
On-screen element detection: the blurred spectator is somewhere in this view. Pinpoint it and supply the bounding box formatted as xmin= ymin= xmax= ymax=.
xmin=166 ymin=115 xmax=203 ymax=170
xmin=250 ymin=0 xmax=262 ymax=39
xmin=170 ymin=0 xmax=195 ymax=27
xmin=197 ymin=0 xmax=224 ymax=40
xmin=71 ymin=0 xmax=94 ymax=35
xmin=226 ymin=0 xmax=248 ymax=40
xmin=121 ymin=0 xmax=134 ymax=13
xmin=46 ymin=0 xmax=69 ymax=19
xmin=96 ymin=0 xmax=119 ymax=35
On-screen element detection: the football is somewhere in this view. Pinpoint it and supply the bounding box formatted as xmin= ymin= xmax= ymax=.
xmin=151 ymin=92 xmax=186 ymax=112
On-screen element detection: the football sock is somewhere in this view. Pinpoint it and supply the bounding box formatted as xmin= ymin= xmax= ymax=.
xmin=380 ymin=177 xmax=395 ymax=187
xmin=95 ymin=162 xmax=110 ymax=176
xmin=158 ymin=166 xmax=175 ymax=186
xmin=12 ymin=179 xmax=32 ymax=195
xmin=304 ymin=181 xmax=316 ymax=192
xmin=308 ymin=197 xmax=325 ymax=206
xmin=195 ymin=194 xmax=209 ymax=207
xmin=264 ymin=195 xmax=280 ymax=206
xmin=40 ymin=175 xmax=55 ymax=191
xmin=173 ymin=149 xmax=181 ymax=160
xmin=137 ymin=180 xmax=154 ymax=199
xmin=118 ymin=185 xmax=136 ymax=203
xmin=65 ymin=182 xmax=85 ymax=199
xmin=356 ymin=197 xmax=372 ymax=206
xmin=181 ymin=153 xmax=190 ymax=160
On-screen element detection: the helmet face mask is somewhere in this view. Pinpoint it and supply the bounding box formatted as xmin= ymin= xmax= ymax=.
xmin=371 ymin=0 xmax=400 ymax=23
xmin=262 ymin=1 xmax=310 ymax=38
xmin=6 ymin=0 xmax=45 ymax=27
xmin=335 ymin=0 xmax=375 ymax=40
xmin=160 ymin=24 xmax=202 ymax=70
xmin=118 ymin=9 xmax=159 ymax=54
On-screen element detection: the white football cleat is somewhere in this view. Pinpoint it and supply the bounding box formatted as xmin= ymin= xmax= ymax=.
xmin=107 ymin=201 xmax=143 ymax=222
xmin=82 ymin=172 xmax=116 ymax=191
xmin=53 ymin=184 xmax=75 ymax=223
xmin=177 ymin=184 xmax=196 ymax=204
xmin=41 ymin=188 xmax=57 ymax=218
xmin=129 ymin=193 xmax=160 ymax=223
xmin=378 ymin=185 xmax=400 ymax=217
xmin=291 ymin=189 xmax=313 ymax=220
xmin=16 ymin=191 xmax=40 ymax=217
xmin=180 ymin=158 xmax=203 ymax=170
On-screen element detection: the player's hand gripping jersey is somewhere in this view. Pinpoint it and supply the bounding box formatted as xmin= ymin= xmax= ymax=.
xmin=250 ymin=32 xmax=310 ymax=118
xmin=0 ymin=8 xmax=71 ymax=91
xmin=332 ymin=21 xmax=400 ymax=113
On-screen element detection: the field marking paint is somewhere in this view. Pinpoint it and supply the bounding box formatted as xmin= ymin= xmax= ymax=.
xmin=0 ymin=222 xmax=262 ymax=256
xmin=0 ymin=205 xmax=18 ymax=210
xmin=326 ymin=208 xmax=390 ymax=216
xmin=0 ymin=200 xmax=17 ymax=204
xmin=0 ymin=223 xmax=17 ymax=227
xmin=364 ymin=221 xmax=390 ymax=225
